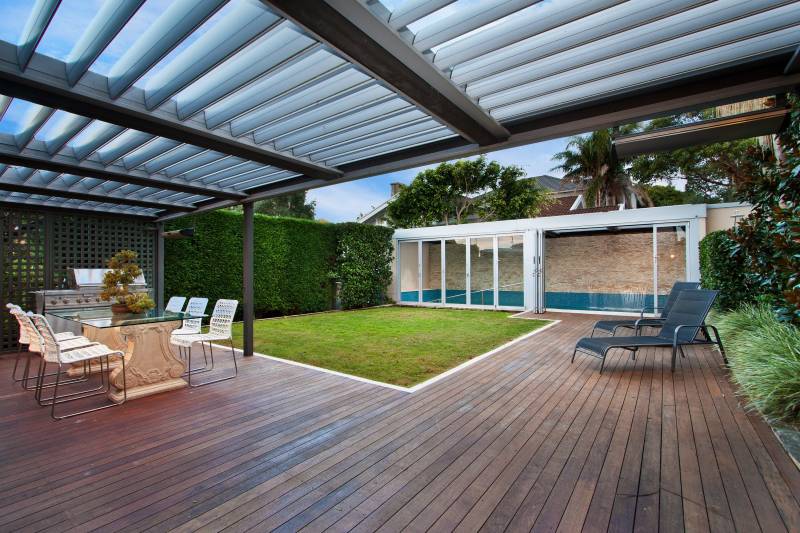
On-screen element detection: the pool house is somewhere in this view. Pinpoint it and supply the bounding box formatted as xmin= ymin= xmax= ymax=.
xmin=394 ymin=202 xmax=748 ymax=314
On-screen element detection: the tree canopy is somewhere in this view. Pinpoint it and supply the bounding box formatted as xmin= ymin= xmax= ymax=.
xmin=386 ymin=156 xmax=552 ymax=228
xmin=253 ymin=190 xmax=316 ymax=219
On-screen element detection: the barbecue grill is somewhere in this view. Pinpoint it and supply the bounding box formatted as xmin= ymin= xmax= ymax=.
xmin=33 ymin=268 xmax=149 ymax=313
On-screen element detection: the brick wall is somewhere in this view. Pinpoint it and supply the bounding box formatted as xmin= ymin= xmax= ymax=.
xmin=424 ymin=237 xmax=524 ymax=292
xmin=545 ymin=229 xmax=685 ymax=295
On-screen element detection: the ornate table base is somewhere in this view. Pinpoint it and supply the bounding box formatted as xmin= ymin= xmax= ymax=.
xmin=66 ymin=326 xmax=125 ymax=377
xmin=102 ymin=320 xmax=187 ymax=403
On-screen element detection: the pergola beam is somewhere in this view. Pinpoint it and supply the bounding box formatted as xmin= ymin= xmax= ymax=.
xmin=0 ymin=144 xmax=248 ymax=201
xmin=0 ymin=42 xmax=341 ymax=181
xmin=263 ymin=0 xmax=508 ymax=146
xmin=0 ymin=179 xmax=194 ymax=212
xmin=0 ymin=198 xmax=156 ymax=218
xmin=160 ymin=56 xmax=800 ymax=223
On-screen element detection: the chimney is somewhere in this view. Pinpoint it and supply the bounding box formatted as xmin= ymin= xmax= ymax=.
xmin=390 ymin=182 xmax=402 ymax=196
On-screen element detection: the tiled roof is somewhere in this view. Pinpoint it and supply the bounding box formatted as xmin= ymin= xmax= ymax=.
xmin=538 ymin=196 xmax=620 ymax=218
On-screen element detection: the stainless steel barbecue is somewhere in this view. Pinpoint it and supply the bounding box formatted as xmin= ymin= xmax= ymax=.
xmin=33 ymin=268 xmax=148 ymax=313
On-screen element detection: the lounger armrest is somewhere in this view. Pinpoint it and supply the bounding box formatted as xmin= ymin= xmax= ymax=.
xmin=639 ymin=306 xmax=661 ymax=318
xmin=633 ymin=316 xmax=666 ymax=334
xmin=672 ymin=324 xmax=707 ymax=345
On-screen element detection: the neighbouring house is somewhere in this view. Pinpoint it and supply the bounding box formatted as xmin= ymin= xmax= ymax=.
xmin=357 ymin=175 xmax=640 ymax=227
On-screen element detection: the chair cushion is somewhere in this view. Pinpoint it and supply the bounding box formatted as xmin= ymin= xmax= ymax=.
xmin=576 ymin=335 xmax=673 ymax=356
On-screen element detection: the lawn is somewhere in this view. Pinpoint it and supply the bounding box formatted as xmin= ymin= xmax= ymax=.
xmin=230 ymin=306 xmax=550 ymax=387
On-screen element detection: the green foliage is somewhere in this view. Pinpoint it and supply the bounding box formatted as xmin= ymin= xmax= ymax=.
xmin=477 ymin=166 xmax=553 ymax=221
xmin=333 ymin=223 xmax=394 ymax=309
xmin=386 ymin=156 xmax=552 ymax=228
xmin=730 ymin=94 xmax=800 ymax=323
xmin=165 ymin=210 xmax=336 ymax=318
xmin=165 ymin=211 xmax=394 ymax=317
xmin=551 ymin=128 xmax=650 ymax=207
xmin=626 ymin=110 xmax=758 ymax=201
xmin=699 ymin=230 xmax=754 ymax=310
xmin=644 ymin=184 xmax=706 ymax=207
xmin=100 ymin=249 xmax=153 ymax=312
xmin=715 ymin=304 xmax=800 ymax=422
xmin=253 ymin=190 xmax=315 ymax=219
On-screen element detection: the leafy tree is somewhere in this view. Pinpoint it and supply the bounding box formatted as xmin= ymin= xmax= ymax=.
xmin=551 ymin=128 xmax=650 ymax=207
xmin=644 ymin=184 xmax=706 ymax=207
xmin=626 ymin=111 xmax=758 ymax=201
xmin=253 ymin=191 xmax=315 ymax=219
xmin=386 ymin=157 xmax=551 ymax=228
xmin=729 ymin=94 xmax=800 ymax=323
xmin=478 ymin=165 xmax=553 ymax=221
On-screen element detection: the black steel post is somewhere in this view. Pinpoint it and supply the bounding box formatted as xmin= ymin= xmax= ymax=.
xmin=243 ymin=203 xmax=254 ymax=357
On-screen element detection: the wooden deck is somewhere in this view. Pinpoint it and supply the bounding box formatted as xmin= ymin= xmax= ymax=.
xmin=0 ymin=312 xmax=799 ymax=532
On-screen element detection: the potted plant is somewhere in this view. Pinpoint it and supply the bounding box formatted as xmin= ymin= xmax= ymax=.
xmin=100 ymin=250 xmax=155 ymax=314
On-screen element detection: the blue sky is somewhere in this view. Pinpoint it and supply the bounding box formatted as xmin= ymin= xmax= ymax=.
xmin=0 ymin=0 xmax=571 ymax=221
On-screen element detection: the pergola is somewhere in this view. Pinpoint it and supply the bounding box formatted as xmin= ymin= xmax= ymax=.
xmin=1 ymin=0 xmax=799 ymax=355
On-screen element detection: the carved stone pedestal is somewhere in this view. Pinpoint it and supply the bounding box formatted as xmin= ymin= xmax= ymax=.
xmin=107 ymin=320 xmax=187 ymax=403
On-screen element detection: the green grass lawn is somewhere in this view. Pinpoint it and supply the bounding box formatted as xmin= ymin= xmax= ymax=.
xmin=230 ymin=306 xmax=549 ymax=387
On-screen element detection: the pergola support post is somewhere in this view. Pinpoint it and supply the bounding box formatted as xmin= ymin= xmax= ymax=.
xmin=243 ymin=202 xmax=254 ymax=357
xmin=155 ymin=222 xmax=165 ymax=311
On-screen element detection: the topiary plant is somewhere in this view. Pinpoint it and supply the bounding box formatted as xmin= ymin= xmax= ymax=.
xmin=101 ymin=249 xmax=155 ymax=313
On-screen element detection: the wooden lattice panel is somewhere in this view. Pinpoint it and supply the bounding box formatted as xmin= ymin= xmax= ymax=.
xmin=1 ymin=210 xmax=46 ymax=350
xmin=49 ymin=214 xmax=155 ymax=289
xmin=1 ymin=209 xmax=155 ymax=351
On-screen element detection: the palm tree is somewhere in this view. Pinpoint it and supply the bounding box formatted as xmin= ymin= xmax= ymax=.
xmin=551 ymin=129 xmax=651 ymax=208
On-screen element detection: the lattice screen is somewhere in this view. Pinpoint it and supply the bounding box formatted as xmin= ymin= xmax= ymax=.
xmin=1 ymin=210 xmax=46 ymax=350
xmin=1 ymin=209 xmax=155 ymax=351
xmin=49 ymin=215 xmax=155 ymax=289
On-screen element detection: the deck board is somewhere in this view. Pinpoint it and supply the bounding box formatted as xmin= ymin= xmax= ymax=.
xmin=0 ymin=312 xmax=798 ymax=532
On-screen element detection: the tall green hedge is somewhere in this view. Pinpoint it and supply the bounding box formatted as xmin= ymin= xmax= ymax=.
xmin=334 ymin=223 xmax=394 ymax=309
xmin=165 ymin=210 xmax=393 ymax=317
xmin=699 ymin=230 xmax=753 ymax=310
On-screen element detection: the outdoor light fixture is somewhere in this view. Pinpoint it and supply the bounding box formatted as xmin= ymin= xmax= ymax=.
xmin=161 ymin=228 xmax=195 ymax=239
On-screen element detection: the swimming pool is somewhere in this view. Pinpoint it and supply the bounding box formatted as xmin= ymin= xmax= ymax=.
xmin=400 ymin=291 xmax=666 ymax=312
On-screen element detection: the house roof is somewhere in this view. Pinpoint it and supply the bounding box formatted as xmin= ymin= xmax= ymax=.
xmin=0 ymin=1 xmax=797 ymax=220
xmin=529 ymin=175 xmax=579 ymax=194
xmin=538 ymin=196 xmax=621 ymax=218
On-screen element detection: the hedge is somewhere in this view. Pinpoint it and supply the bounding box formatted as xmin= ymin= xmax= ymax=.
xmin=699 ymin=230 xmax=753 ymax=310
xmin=164 ymin=210 xmax=393 ymax=317
xmin=333 ymin=223 xmax=394 ymax=309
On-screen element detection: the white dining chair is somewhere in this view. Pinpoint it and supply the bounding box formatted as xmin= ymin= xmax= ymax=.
xmin=171 ymin=297 xmax=209 ymax=336
xmin=170 ymin=299 xmax=238 ymax=387
xmin=7 ymin=304 xmax=93 ymax=391
xmin=29 ymin=313 xmax=126 ymax=419
xmin=165 ymin=296 xmax=187 ymax=313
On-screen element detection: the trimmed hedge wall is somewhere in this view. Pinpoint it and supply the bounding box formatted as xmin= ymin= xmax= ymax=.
xmin=165 ymin=210 xmax=393 ymax=317
xmin=334 ymin=223 xmax=394 ymax=309
xmin=699 ymin=230 xmax=753 ymax=310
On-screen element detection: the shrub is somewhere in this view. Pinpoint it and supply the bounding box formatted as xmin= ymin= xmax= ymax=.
xmin=715 ymin=304 xmax=800 ymax=422
xmin=333 ymin=223 xmax=394 ymax=309
xmin=699 ymin=230 xmax=753 ymax=310
xmin=165 ymin=211 xmax=395 ymax=316
xmin=165 ymin=210 xmax=336 ymax=318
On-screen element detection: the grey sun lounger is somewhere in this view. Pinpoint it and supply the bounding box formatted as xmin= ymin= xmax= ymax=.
xmin=573 ymin=289 xmax=726 ymax=373
xmin=590 ymin=281 xmax=701 ymax=337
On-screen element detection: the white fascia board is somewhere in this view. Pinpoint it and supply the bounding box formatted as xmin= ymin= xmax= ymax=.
xmin=393 ymin=203 xmax=707 ymax=240
xmin=706 ymin=201 xmax=751 ymax=209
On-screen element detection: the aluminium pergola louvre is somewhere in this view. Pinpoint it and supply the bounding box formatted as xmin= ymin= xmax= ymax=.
xmin=0 ymin=0 xmax=798 ymax=357
xmin=0 ymin=0 xmax=796 ymax=220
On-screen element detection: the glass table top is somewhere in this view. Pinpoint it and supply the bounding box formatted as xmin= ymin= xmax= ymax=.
xmin=46 ymin=307 xmax=206 ymax=328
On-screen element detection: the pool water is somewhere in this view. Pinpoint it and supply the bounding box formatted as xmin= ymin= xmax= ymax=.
xmin=400 ymin=291 xmax=666 ymax=312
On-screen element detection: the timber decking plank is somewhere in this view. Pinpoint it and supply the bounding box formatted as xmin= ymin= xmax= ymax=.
xmin=0 ymin=312 xmax=796 ymax=533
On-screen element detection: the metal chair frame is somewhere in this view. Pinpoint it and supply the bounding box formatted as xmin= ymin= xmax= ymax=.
xmin=29 ymin=314 xmax=126 ymax=419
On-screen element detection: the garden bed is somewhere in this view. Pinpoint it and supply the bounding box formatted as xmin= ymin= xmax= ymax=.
xmin=230 ymin=306 xmax=550 ymax=388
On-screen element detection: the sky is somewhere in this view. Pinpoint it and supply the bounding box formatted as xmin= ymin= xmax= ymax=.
xmin=0 ymin=0 xmax=572 ymax=221
xmin=307 ymin=138 xmax=570 ymax=222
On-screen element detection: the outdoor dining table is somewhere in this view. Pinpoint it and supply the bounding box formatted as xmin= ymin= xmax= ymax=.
xmin=46 ymin=308 xmax=207 ymax=402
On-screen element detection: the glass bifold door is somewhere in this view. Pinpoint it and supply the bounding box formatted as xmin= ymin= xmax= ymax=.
xmin=397 ymin=235 xmax=524 ymax=310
